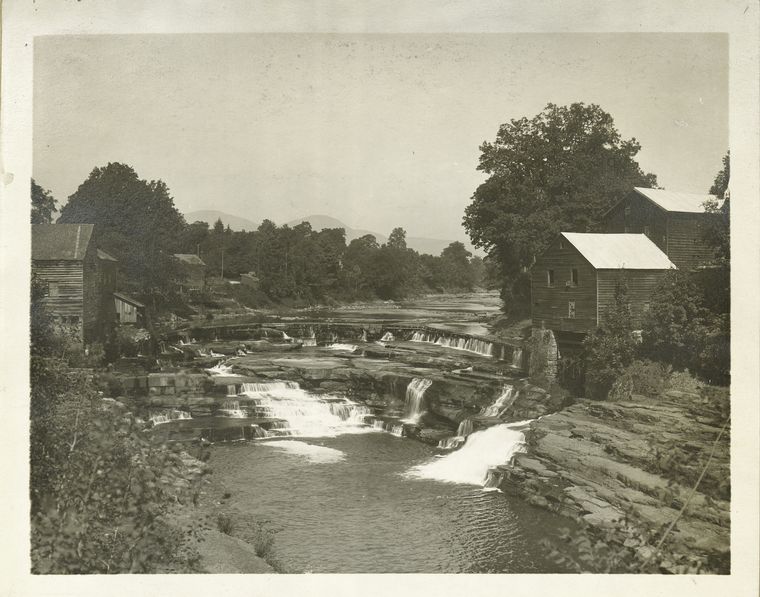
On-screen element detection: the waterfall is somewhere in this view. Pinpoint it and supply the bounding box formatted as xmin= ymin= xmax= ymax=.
xmin=359 ymin=329 xmax=368 ymax=342
xmin=237 ymin=380 xmax=372 ymax=437
xmin=410 ymin=331 xmax=494 ymax=358
xmin=402 ymin=378 xmax=432 ymax=423
xmin=226 ymin=384 xmax=238 ymax=397
xmin=437 ymin=418 xmax=474 ymax=449
xmin=218 ymin=400 xmax=246 ymax=418
xmin=149 ymin=409 xmax=192 ymax=426
xmin=406 ymin=423 xmax=528 ymax=486
xmin=327 ymin=343 xmax=358 ymax=352
xmin=302 ymin=327 xmax=317 ymax=346
xmin=206 ymin=361 xmax=234 ymax=376
xmin=481 ymin=384 xmax=518 ymax=418
xmin=381 ymin=332 xmax=395 ymax=342
xmin=282 ymin=331 xmax=292 ymax=341
xmin=511 ymin=347 xmax=523 ymax=368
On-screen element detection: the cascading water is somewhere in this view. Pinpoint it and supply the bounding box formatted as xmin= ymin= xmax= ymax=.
xmin=511 ymin=347 xmax=523 ymax=368
xmin=206 ymin=361 xmax=235 ymax=376
xmin=406 ymin=421 xmax=529 ymax=486
xmin=410 ymin=331 xmax=494 ymax=358
xmin=381 ymin=332 xmax=395 ymax=342
xmin=327 ymin=343 xmax=358 ymax=352
xmin=226 ymin=384 xmax=238 ymax=397
xmin=238 ymin=381 xmax=372 ymax=437
xmin=149 ymin=409 xmax=192 ymax=426
xmin=481 ymin=384 xmax=518 ymax=418
xmin=402 ymin=378 xmax=432 ymax=423
xmin=218 ymin=400 xmax=246 ymax=418
xmin=302 ymin=327 xmax=317 ymax=347
xmin=437 ymin=418 xmax=474 ymax=449
xmin=359 ymin=329 xmax=368 ymax=342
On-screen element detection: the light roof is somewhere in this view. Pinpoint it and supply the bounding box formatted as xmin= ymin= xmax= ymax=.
xmin=561 ymin=233 xmax=676 ymax=270
xmin=633 ymin=187 xmax=722 ymax=213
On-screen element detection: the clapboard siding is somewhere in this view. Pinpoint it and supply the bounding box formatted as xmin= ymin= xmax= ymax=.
xmin=34 ymin=261 xmax=85 ymax=318
xmin=602 ymin=191 xmax=719 ymax=270
xmin=597 ymin=270 xmax=669 ymax=329
xmin=531 ymin=237 xmax=598 ymax=333
xmin=603 ymin=193 xmax=668 ymax=253
xmin=666 ymin=213 xmax=718 ymax=270
xmin=82 ymin=248 xmax=100 ymax=342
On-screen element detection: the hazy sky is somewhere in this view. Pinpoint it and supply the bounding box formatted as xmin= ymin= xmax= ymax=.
xmin=33 ymin=33 xmax=727 ymax=242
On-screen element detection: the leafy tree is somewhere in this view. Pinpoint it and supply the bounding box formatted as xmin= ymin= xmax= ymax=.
xmin=387 ymin=227 xmax=407 ymax=250
xmin=58 ymin=163 xmax=187 ymax=310
xmin=640 ymin=269 xmax=729 ymax=385
xmin=582 ymin=277 xmax=637 ymax=399
xmin=463 ymin=103 xmax=657 ymax=316
xmin=438 ymin=241 xmax=476 ymax=290
xmin=31 ymin=179 xmax=57 ymax=224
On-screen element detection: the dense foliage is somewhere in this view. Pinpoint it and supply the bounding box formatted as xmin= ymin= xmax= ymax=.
xmin=58 ymin=163 xmax=188 ymax=310
xmin=30 ymin=281 xmax=202 ymax=573
xmin=582 ymin=278 xmax=637 ymax=399
xmin=31 ymin=179 xmax=57 ymax=224
xmin=463 ymin=102 xmax=657 ymax=317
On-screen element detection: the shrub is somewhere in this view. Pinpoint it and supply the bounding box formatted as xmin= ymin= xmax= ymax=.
xmin=216 ymin=513 xmax=235 ymax=535
xmin=608 ymin=360 xmax=670 ymax=401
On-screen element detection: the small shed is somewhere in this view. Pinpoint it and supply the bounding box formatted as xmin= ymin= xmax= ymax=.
xmin=531 ymin=232 xmax=676 ymax=336
xmin=113 ymin=292 xmax=145 ymax=325
xmin=174 ymin=253 xmax=207 ymax=291
xmin=602 ymin=187 xmax=722 ymax=270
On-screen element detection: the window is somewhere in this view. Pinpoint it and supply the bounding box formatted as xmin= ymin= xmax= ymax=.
xmin=568 ymin=301 xmax=576 ymax=319
xmin=547 ymin=269 xmax=555 ymax=287
xmin=624 ymin=206 xmax=631 ymax=217
xmin=571 ymin=268 xmax=579 ymax=286
xmin=643 ymin=226 xmax=650 ymax=237
xmin=48 ymin=282 xmax=59 ymax=297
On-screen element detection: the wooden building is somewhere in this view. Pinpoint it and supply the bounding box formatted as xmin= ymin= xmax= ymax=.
xmin=173 ymin=253 xmax=207 ymax=292
xmin=602 ymin=187 xmax=722 ymax=270
xmin=32 ymin=224 xmax=117 ymax=343
xmin=113 ymin=292 xmax=145 ymax=325
xmin=531 ymin=233 xmax=676 ymax=349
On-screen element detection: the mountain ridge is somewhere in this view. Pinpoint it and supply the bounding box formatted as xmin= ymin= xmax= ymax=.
xmin=185 ymin=210 xmax=475 ymax=256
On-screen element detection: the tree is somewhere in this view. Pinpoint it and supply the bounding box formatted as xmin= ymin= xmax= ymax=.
xmin=58 ymin=163 xmax=187 ymax=309
xmin=438 ymin=241 xmax=476 ymax=290
xmin=31 ymin=179 xmax=57 ymax=224
xmin=641 ymin=269 xmax=729 ymax=384
xmin=582 ymin=277 xmax=637 ymax=399
xmin=463 ymin=103 xmax=657 ymax=316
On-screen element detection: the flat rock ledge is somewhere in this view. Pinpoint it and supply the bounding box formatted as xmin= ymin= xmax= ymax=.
xmin=496 ymin=391 xmax=730 ymax=573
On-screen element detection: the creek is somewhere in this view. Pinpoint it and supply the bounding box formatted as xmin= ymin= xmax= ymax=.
xmin=147 ymin=292 xmax=573 ymax=572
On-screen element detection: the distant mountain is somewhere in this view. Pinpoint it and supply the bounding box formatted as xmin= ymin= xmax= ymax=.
xmin=185 ymin=210 xmax=469 ymax=256
xmin=286 ymin=215 xmax=462 ymax=256
xmin=185 ymin=210 xmax=259 ymax=231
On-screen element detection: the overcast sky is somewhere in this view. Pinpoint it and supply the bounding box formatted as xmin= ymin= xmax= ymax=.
xmin=33 ymin=33 xmax=727 ymax=242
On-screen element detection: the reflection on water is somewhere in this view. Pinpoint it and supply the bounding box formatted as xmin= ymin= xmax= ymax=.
xmin=210 ymin=433 xmax=572 ymax=573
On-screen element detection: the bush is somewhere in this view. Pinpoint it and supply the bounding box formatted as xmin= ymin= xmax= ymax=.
xmin=216 ymin=513 xmax=235 ymax=535
xmin=608 ymin=360 xmax=670 ymax=401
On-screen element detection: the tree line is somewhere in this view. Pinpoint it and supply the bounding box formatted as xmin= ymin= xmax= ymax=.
xmin=32 ymin=163 xmax=491 ymax=314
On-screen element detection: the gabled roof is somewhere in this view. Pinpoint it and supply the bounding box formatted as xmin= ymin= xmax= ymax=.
xmin=97 ymin=249 xmax=118 ymax=262
xmin=113 ymin=291 xmax=145 ymax=308
xmin=173 ymin=253 xmax=206 ymax=266
xmin=32 ymin=224 xmax=94 ymax=261
xmin=632 ymin=187 xmax=721 ymax=214
xmin=561 ymin=233 xmax=676 ymax=270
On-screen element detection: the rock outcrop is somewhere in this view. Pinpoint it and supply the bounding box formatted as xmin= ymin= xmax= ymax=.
xmin=495 ymin=389 xmax=730 ymax=573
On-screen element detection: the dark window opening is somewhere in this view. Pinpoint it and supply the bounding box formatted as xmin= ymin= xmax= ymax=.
xmin=571 ymin=268 xmax=578 ymax=285
xmin=547 ymin=270 xmax=555 ymax=287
